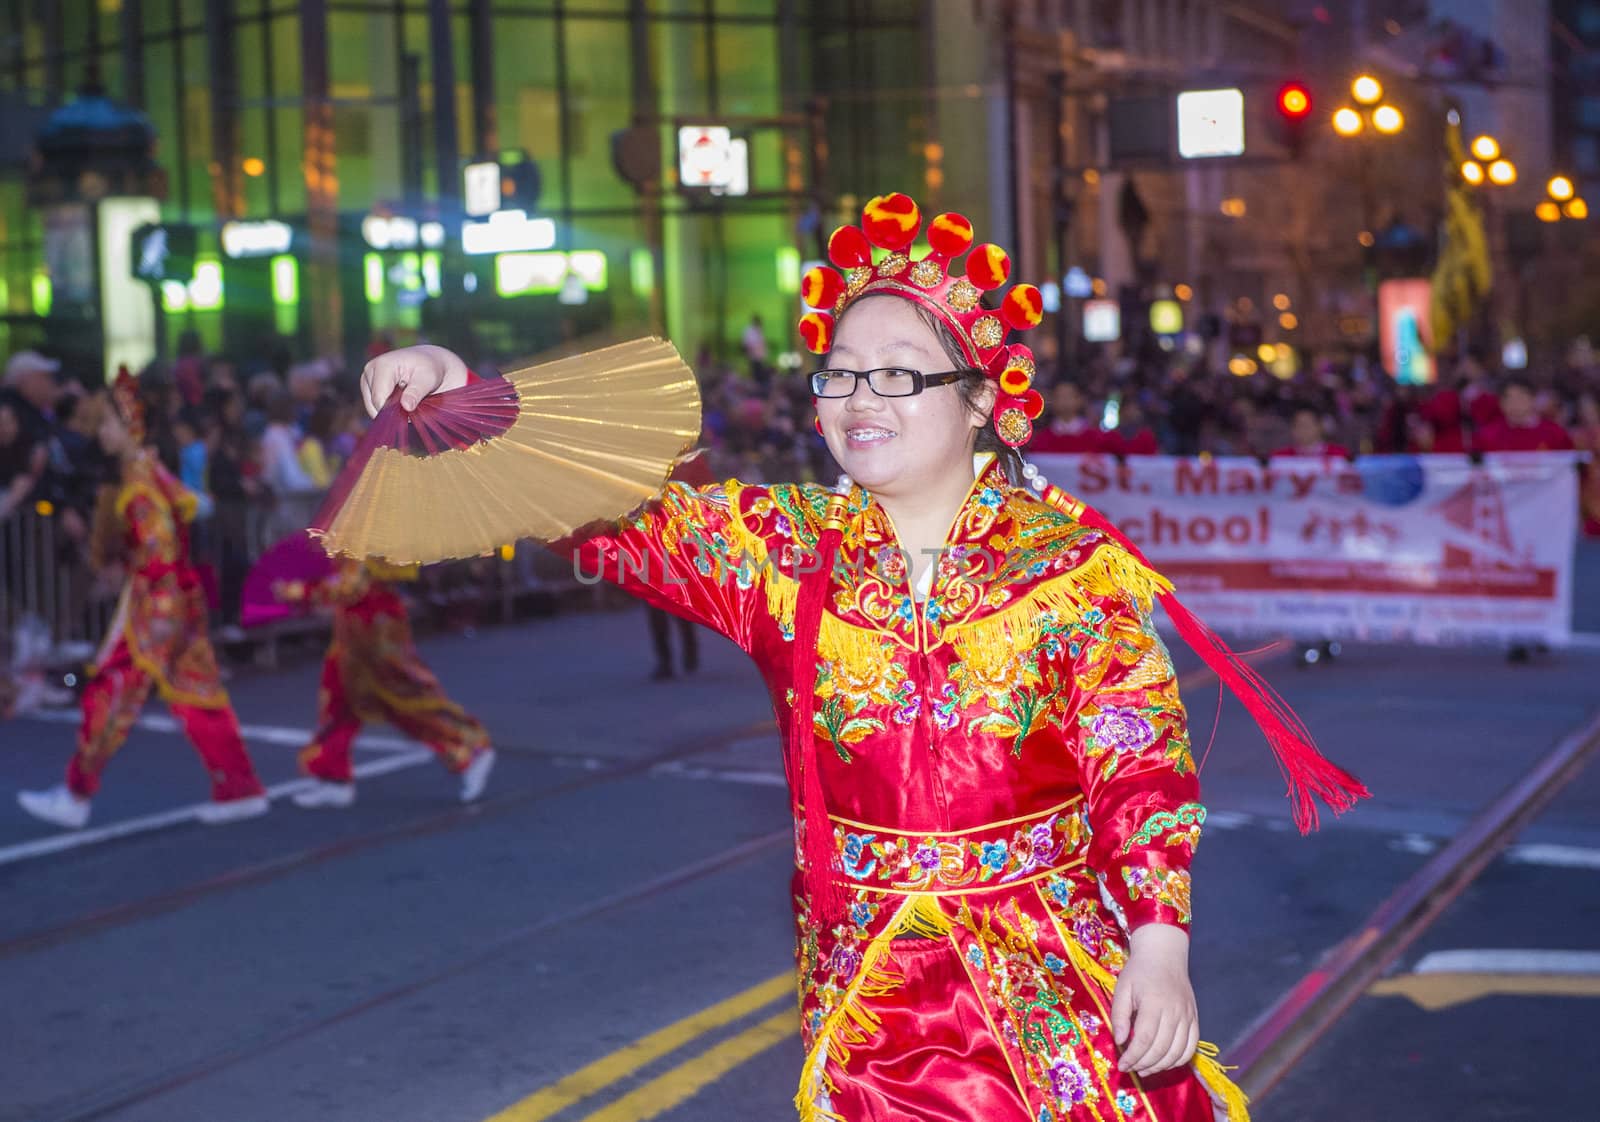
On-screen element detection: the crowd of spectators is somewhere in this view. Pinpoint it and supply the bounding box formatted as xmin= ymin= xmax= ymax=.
xmin=4 ymin=330 xmax=1599 ymax=633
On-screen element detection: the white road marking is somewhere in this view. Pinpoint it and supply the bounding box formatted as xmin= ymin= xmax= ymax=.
xmin=0 ymin=748 xmax=435 ymax=867
xmin=1412 ymin=949 xmax=1600 ymax=976
xmin=20 ymin=708 xmax=418 ymax=753
xmin=650 ymin=761 xmax=787 ymax=787
xmin=1506 ymin=843 xmax=1600 ymax=871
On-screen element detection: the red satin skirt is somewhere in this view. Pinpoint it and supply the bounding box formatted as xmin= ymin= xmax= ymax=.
xmin=824 ymin=935 xmax=1217 ymax=1122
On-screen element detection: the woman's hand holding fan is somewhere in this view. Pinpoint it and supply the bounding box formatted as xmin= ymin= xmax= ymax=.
xmin=313 ymin=338 xmax=703 ymax=566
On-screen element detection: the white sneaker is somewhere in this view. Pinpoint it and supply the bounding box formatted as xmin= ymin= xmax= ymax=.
xmin=291 ymin=780 xmax=356 ymax=809
xmin=459 ymin=748 xmax=496 ymax=803
xmin=17 ymin=785 xmax=91 ymax=829
xmin=196 ymin=794 xmax=271 ymax=825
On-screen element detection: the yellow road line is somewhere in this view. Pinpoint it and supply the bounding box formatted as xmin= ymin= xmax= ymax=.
xmin=1371 ymin=971 xmax=1600 ymax=1010
xmin=574 ymin=1009 xmax=800 ymax=1122
xmin=484 ymin=972 xmax=793 ymax=1122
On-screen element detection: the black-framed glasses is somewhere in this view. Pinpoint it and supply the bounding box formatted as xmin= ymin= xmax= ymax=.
xmin=810 ymin=368 xmax=974 ymax=398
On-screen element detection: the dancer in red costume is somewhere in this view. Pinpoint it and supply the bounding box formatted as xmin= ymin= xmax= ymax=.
xmin=360 ymin=194 xmax=1368 ymax=1122
xmin=278 ymin=558 xmax=495 ymax=808
xmin=17 ymin=375 xmax=268 ymax=829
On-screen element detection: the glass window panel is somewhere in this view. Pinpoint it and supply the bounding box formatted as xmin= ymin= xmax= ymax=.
xmin=653 ymin=17 xmax=709 ymax=117
xmin=715 ymin=0 xmax=776 ymax=16
xmin=492 ymin=14 xmax=564 ymax=213
xmin=142 ymin=38 xmax=179 ymax=213
xmin=712 ymin=23 xmax=777 ymax=115
xmin=562 ymin=17 xmax=634 ymax=209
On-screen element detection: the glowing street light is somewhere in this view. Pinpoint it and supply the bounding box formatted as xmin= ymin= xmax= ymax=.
xmin=1333 ymin=75 xmax=1403 ymax=141
xmin=1461 ymin=160 xmax=1485 ymax=186
xmin=1471 ymin=135 xmax=1500 ymax=162
xmin=1548 ymin=175 xmax=1575 ymax=201
xmin=1487 ymin=158 xmax=1517 ymax=186
xmin=1566 ymin=197 xmax=1590 ymax=219
xmin=1537 ymin=200 xmax=1561 ymax=223
xmin=1372 ymin=105 xmax=1404 ymax=134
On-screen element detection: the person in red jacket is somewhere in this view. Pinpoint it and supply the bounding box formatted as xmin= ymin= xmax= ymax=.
xmin=1415 ymin=386 xmax=1468 ymax=453
xmin=1108 ymin=397 xmax=1160 ymax=456
xmin=1271 ymin=407 xmax=1350 ymax=459
xmin=1474 ymin=379 xmax=1575 ymax=452
xmin=1028 ymin=380 xmax=1111 ymax=453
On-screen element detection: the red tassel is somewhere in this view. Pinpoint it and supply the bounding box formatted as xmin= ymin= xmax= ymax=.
xmin=791 ymin=504 xmax=851 ymax=925
xmin=1066 ymin=498 xmax=1371 ymax=834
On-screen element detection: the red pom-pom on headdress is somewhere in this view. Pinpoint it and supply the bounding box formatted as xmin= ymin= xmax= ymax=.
xmin=827 ymin=226 xmax=872 ymax=269
xmin=861 ymin=192 xmax=922 ymax=251
xmin=801 ymin=266 xmax=846 ymax=313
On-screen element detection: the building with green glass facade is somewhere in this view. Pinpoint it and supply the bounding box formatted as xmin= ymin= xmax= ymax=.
xmin=0 ymin=1 xmax=948 ymax=375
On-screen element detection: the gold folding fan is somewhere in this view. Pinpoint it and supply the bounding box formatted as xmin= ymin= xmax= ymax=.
xmin=310 ymin=337 xmax=702 ymax=565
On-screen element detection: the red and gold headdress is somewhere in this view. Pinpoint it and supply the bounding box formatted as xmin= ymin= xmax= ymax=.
xmin=797 ymin=192 xmax=1045 ymax=446
xmin=109 ymin=365 xmax=146 ymax=445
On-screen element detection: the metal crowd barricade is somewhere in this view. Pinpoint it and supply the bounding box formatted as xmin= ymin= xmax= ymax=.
xmin=1 ymin=506 xmax=112 ymax=663
xmin=4 ymin=494 xmax=612 ymax=676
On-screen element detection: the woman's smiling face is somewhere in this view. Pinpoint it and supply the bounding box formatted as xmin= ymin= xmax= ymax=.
xmin=816 ymin=297 xmax=988 ymax=498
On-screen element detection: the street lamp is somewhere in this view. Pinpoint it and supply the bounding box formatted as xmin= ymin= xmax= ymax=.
xmin=1460 ymin=135 xmax=1515 ymax=189
xmin=1538 ymin=174 xmax=1588 ymax=222
xmin=1332 ymin=75 xmax=1405 ymax=139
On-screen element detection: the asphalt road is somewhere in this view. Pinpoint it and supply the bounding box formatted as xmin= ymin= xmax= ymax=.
xmin=2 ymin=541 xmax=1597 ymax=1122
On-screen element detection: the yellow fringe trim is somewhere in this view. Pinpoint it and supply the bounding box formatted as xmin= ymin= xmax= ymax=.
xmin=794 ymin=896 xmax=954 ymax=1122
xmin=1194 ymin=1042 xmax=1252 ymax=1122
xmin=722 ymin=484 xmax=800 ymax=633
xmin=816 ymin=612 xmax=899 ymax=677
xmin=1062 ymin=935 xmax=1251 ymax=1122
xmin=942 ymin=544 xmax=1172 ymax=675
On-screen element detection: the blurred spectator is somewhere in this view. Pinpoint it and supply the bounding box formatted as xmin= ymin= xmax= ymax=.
xmin=203 ymin=387 xmax=258 ymax=628
xmin=260 ymin=393 xmax=315 ymax=496
xmin=0 ymin=400 xmax=47 ymax=520
xmin=1474 ymin=379 xmax=1575 ymax=452
xmin=1573 ymin=392 xmax=1600 ymax=536
xmin=243 ymin=372 xmax=281 ymax=439
xmin=2 ymin=350 xmax=62 ymax=449
xmin=298 ymin=395 xmax=341 ymax=489
xmin=1108 ymin=398 xmax=1159 ymax=456
xmin=741 ymin=314 xmax=770 ymax=385
xmin=1272 ymin=407 xmax=1351 ymax=459
xmin=1030 ymin=382 xmax=1111 ymax=453
xmin=173 ymin=411 xmax=214 ymax=520
xmin=173 ymin=329 xmax=206 ymax=408
xmin=1415 ymin=382 xmax=1467 ymax=452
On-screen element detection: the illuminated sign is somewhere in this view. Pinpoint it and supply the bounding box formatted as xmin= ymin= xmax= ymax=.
xmin=1149 ymin=298 xmax=1184 ymax=335
xmin=1177 ymin=88 xmax=1246 ymax=159
xmin=463 ymin=161 xmax=502 ymax=217
xmin=677 ymin=126 xmax=749 ymax=195
xmin=221 ymin=219 xmax=293 ymax=258
xmin=462 ymin=210 xmax=558 ymax=255
xmin=494 ymin=251 xmax=607 ymax=297
xmin=1082 ymin=299 xmax=1121 ymax=343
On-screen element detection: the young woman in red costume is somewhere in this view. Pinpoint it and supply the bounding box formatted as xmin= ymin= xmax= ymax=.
xmin=278 ymin=557 xmax=496 ymax=808
xmin=360 ymin=194 xmax=1367 ymax=1122
xmin=17 ymin=374 xmax=268 ymax=829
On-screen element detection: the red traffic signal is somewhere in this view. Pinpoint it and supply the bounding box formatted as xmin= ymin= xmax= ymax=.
xmin=1277 ymin=82 xmax=1312 ymax=119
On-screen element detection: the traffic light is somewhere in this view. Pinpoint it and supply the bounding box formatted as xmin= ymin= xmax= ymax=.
xmin=1276 ymin=81 xmax=1313 ymax=159
xmin=498 ymin=151 xmax=542 ymax=212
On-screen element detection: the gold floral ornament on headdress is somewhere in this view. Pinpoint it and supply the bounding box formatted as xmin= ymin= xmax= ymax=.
xmin=797 ymin=192 xmax=1046 ymax=446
